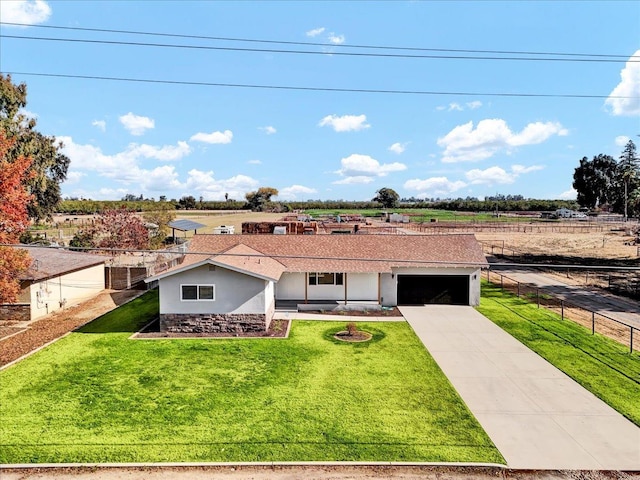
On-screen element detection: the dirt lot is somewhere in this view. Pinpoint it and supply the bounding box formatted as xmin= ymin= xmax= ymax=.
xmin=475 ymin=229 xmax=638 ymax=260
xmin=2 ymin=466 xmax=638 ymax=480
xmin=0 ymin=289 xmax=142 ymax=368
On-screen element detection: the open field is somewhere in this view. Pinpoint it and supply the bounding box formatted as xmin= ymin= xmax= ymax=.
xmin=477 ymin=282 xmax=640 ymax=426
xmin=0 ymin=290 xmax=502 ymax=464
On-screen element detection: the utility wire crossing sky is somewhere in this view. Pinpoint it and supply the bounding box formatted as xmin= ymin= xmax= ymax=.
xmin=1 ymin=1 xmax=638 ymax=202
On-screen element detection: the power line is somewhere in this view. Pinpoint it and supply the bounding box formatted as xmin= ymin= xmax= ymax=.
xmin=2 ymin=71 xmax=631 ymax=99
xmin=1 ymin=21 xmax=636 ymax=61
xmin=2 ymin=33 xmax=637 ymax=64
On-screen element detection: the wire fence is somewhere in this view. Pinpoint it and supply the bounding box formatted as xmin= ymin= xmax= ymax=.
xmin=404 ymin=221 xmax=611 ymax=234
xmin=485 ymin=270 xmax=638 ymax=353
xmin=481 ymin=241 xmax=640 ymax=299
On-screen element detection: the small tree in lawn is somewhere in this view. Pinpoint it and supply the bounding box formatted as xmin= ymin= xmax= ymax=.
xmin=0 ymin=131 xmax=34 ymax=303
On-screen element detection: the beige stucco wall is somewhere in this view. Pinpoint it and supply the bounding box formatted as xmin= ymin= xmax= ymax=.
xmin=29 ymin=264 xmax=105 ymax=320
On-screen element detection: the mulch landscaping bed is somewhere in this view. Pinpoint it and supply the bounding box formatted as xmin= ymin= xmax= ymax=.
xmin=0 ymin=326 xmax=26 ymax=340
xmin=134 ymin=318 xmax=290 ymax=339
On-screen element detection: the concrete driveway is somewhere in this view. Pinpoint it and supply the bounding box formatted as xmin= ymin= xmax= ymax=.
xmin=401 ymin=305 xmax=640 ymax=470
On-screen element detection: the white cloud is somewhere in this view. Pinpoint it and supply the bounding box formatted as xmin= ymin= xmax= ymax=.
xmin=333 ymin=176 xmax=376 ymax=185
xmin=248 ymin=159 xmax=262 ymax=165
xmin=558 ymin=188 xmax=577 ymax=200
xmin=18 ymin=108 xmax=38 ymax=119
xmin=278 ymin=185 xmax=318 ymax=200
xmin=306 ymin=27 xmax=325 ymax=37
xmin=319 ymin=114 xmax=370 ymax=132
xmin=328 ymin=33 xmax=345 ymax=44
xmin=333 ymin=153 xmax=406 ymax=184
xmin=259 ymin=126 xmax=277 ymax=135
xmin=436 ymin=100 xmax=482 ymax=112
xmin=615 ymin=135 xmax=630 ymax=147
xmin=465 ymin=164 xmax=544 ymax=185
xmin=128 ymin=141 xmax=191 ymax=161
xmin=92 ymin=120 xmax=106 ymax=132
xmin=190 ymin=129 xmax=233 ymax=144
xmin=0 ymin=0 xmax=51 ymax=25
xmin=119 ymin=112 xmax=155 ymax=136
xmin=57 ymin=136 xmax=189 ymax=189
xmin=64 ymin=171 xmax=86 ymax=185
xmin=388 ymin=142 xmax=408 ymax=154
xmin=404 ymin=177 xmax=467 ymax=197
xmin=438 ymin=119 xmax=568 ymax=163
xmin=185 ymin=170 xmax=259 ymax=200
xmin=605 ymin=50 xmax=640 ymax=116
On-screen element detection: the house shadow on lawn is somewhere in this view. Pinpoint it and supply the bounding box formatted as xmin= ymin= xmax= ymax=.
xmin=76 ymin=289 xmax=159 ymax=334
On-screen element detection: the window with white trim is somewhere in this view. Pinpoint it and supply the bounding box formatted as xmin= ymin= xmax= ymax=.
xmin=181 ymin=284 xmax=215 ymax=301
xmin=308 ymin=273 xmax=344 ymax=286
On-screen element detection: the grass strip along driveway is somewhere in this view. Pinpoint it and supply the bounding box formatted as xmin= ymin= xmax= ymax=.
xmin=478 ymin=282 xmax=640 ymax=427
xmin=0 ymin=290 xmax=502 ymax=464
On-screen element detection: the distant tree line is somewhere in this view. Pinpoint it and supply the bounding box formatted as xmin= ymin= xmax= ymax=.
xmin=58 ymin=196 xmax=579 ymax=216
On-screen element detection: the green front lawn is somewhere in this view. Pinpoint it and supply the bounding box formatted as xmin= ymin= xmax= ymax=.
xmin=478 ymin=282 xmax=640 ymax=426
xmin=0 ymin=290 xmax=502 ymax=464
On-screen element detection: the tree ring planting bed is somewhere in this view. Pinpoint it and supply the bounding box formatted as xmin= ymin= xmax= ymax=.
xmin=333 ymin=330 xmax=373 ymax=342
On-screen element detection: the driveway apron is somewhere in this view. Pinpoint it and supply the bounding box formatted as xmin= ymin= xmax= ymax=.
xmin=401 ymin=305 xmax=640 ymax=470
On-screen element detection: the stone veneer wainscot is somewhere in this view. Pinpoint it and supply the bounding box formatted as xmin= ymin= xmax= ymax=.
xmin=160 ymin=313 xmax=270 ymax=333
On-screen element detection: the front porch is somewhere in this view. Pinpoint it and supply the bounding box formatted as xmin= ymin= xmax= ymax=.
xmin=275 ymin=299 xmax=381 ymax=313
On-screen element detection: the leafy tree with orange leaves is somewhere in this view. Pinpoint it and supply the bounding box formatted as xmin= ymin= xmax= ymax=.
xmin=71 ymin=207 xmax=150 ymax=251
xmin=0 ymin=131 xmax=34 ymax=303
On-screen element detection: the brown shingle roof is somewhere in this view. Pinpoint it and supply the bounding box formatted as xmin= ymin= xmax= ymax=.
xmin=210 ymin=244 xmax=286 ymax=281
xmin=18 ymin=246 xmax=106 ymax=282
xmin=178 ymin=234 xmax=487 ymax=274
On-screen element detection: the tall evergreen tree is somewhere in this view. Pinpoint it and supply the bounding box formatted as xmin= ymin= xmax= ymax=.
xmin=618 ymin=140 xmax=639 ymax=219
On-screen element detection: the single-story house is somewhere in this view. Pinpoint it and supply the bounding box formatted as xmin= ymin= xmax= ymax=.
xmin=146 ymin=234 xmax=488 ymax=334
xmin=0 ymin=246 xmax=106 ymax=322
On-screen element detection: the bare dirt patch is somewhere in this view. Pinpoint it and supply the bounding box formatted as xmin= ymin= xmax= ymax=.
xmin=476 ymin=229 xmax=638 ymax=260
xmin=0 ymin=289 xmax=142 ymax=368
xmin=1 ymin=465 xmax=638 ymax=480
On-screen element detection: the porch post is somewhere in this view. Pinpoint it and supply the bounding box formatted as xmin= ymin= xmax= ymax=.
xmin=344 ymin=272 xmax=348 ymax=305
xmin=304 ymin=272 xmax=308 ymax=304
xmin=377 ymin=273 xmax=381 ymax=304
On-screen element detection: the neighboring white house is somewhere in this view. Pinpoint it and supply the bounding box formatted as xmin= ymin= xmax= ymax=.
xmin=0 ymin=246 xmax=106 ymax=322
xmin=146 ymin=234 xmax=488 ymax=334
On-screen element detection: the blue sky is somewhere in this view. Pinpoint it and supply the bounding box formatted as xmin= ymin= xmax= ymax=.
xmin=1 ymin=0 xmax=639 ymax=202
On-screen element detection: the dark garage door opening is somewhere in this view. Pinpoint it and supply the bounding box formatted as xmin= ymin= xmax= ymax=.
xmin=397 ymin=275 xmax=469 ymax=305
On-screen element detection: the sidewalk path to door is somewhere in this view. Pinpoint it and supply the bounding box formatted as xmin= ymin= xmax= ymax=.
xmin=401 ymin=305 xmax=640 ymax=470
